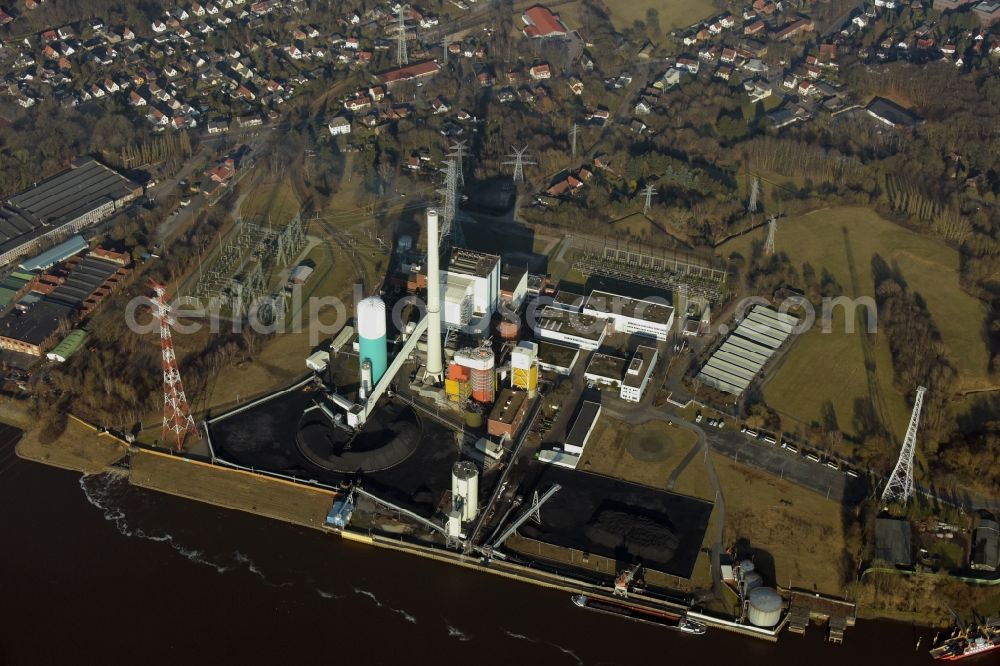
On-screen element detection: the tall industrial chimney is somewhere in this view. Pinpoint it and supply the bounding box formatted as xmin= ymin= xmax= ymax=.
xmin=423 ymin=208 xmax=444 ymax=384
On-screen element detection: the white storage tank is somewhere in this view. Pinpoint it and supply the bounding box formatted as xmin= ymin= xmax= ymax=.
xmin=746 ymin=587 xmax=783 ymax=628
xmin=738 ymin=559 xmax=755 ymax=575
xmin=451 ymin=460 xmax=479 ymax=522
xmin=357 ymin=296 xmax=388 ymax=386
xmin=446 ymin=509 xmax=462 ymax=538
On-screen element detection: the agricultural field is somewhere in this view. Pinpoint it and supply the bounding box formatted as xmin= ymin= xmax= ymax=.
xmin=240 ymin=180 xmax=301 ymax=227
xmin=605 ymin=0 xmax=718 ymax=32
xmin=720 ymin=206 xmax=993 ymax=438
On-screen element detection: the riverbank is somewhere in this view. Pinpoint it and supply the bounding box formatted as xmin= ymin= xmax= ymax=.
xmin=6 ymin=409 xmax=967 ymax=640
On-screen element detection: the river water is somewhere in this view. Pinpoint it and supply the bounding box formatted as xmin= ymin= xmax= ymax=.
xmin=0 ymin=426 xmax=939 ymax=665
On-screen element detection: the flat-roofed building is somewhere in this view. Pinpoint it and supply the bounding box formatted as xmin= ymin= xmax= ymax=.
xmin=584 ymin=352 xmax=628 ymax=387
xmin=535 ymin=305 xmax=607 ymax=350
xmin=487 ymin=388 xmax=533 ymax=438
xmin=0 ymin=157 xmax=141 ymax=267
xmin=582 ymin=290 xmax=674 ymax=341
xmin=564 ymin=400 xmax=600 ymax=455
xmin=499 ymin=263 xmax=528 ymax=308
xmin=0 ymin=252 xmax=128 ymax=355
xmin=621 ymin=345 xmax=658 ymax=402
xmin=535 ymin=340 xmax=579 ymax=375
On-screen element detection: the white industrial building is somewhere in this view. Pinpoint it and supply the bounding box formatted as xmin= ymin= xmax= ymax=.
xmin=500 ymin=263 xmax=529 ymax=309
xmin=441 ymin=248 xmax=500 ymax=331
xmin=535 ymin=306 xmax=608 ymax=350
xmin=696 ymin=305 xmax=797 ymax=395
xmin=582 ymin=290 xmax=675 ymax=342
xmin=620 ymin=345 xmax=658 ymax=402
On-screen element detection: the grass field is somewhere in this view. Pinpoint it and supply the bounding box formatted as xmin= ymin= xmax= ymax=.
xmin=712 ymin=451 xmax=850 ymax=594
xmin=606 ymin=0 xmax=718 ymax=31
xmin=719 ymin=206 xmax=993 ymax=438
xmin=578 ymin=418 xmax=709 ymax=498
xmin=240 ymin=180 xmax=300 ymax=227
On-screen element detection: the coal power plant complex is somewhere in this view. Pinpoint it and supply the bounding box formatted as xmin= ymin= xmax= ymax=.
xmin=201 ymin=202 xmax=787 ymax=642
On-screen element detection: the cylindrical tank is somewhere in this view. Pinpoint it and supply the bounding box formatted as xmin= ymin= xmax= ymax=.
xmin=738 ymin=559 xmax=755 ymax=575
xmin=464 ymin=405 xmax=484 ymax=428
xmin=746 ymin=587 xmax=783 ymax=628
xmin=446 ymin=509 xmax=462 ymax=538
xmin=451 ymin=460 xmax=479 ymax=522
xmin=357 ymin=296 xmax=388 ymax=386
xmin=457 ymin=347 xmax=495 ymax=404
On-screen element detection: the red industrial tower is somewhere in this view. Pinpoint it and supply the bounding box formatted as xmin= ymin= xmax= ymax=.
xmin=149 ymin=279 xmax=197 ymax=451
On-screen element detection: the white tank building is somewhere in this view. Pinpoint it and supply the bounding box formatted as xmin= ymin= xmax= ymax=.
xmin=423 ymin=209 xmax=444 ymax=383
xmin=451 ymin=460 xmax=479 ymax=522
xmin=745 ymin=587 xmax=783 ymax=627
xmin=357 ymin=296 xmax=388 ymax=387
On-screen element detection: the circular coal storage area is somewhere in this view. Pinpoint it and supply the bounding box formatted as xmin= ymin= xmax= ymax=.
xmin=296 ymin=400 xmax=421 ymax=473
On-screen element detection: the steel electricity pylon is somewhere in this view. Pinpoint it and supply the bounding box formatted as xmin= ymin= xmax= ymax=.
xmin=149 ymin=279 xmax=198 ymax=451
xmin=503 ymin=145 xmax=535 ymax=184
xmin=881 ymin=386 xmax=927 ymax=507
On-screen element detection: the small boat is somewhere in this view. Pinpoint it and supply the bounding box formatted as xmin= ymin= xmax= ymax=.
xmin=571 ymin=595 xmax=706 ymax=635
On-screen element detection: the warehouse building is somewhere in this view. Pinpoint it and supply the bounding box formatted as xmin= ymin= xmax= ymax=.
xmin=0 ymin=157 xmax=142 ymax=268
xmin=18 ymin=234 xmax=89 ymax=272
xmin=0 ymin=251 xmax=129 ymax=355
xmin=582 ymin=290 xmax=675 ymax=341
xmin=696 ymin=305 xmax=797 ymax=395
xmin=564 ymin=400 xmax=601 ymax=455
xmin=46 ymin=329 xmax=88 ymax=363
xmin=875 ymin=517 xmax=913 ymax=568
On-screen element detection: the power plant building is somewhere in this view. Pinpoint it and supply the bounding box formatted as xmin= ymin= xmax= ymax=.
xmin=487 ymin=388 xmax=532 ymax=439
xmin=582 ymin=290 xmax=675 ymax=342
xmin=535 ymin=306 xmax=607 ymax=350
xmin=440 ymin=248 xmax=500 ymax=331
xmin=510 ymin=341 xmax=539 ymax=395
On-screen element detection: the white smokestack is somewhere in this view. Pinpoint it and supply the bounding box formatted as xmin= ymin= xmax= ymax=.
xmin=423 ymin=208 xmax=444 ymax=383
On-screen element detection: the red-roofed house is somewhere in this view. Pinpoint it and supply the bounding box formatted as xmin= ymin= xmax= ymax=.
xmin=522 ymin=5 xmax=568 ymax=38
xmin=376 ymin=60 xmax=440 ymax=85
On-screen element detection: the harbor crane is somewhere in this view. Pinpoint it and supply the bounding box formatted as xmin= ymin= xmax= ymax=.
xmin=613 ymin=563 xmax=643 ymax=598
xmin=489 ymin=484 xmax=561 ymax=550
